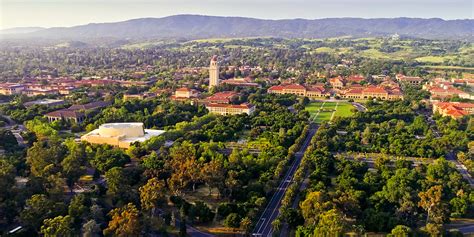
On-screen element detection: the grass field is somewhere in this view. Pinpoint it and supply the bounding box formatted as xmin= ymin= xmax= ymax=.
xmin=305 ymin=101 xmax=355 ymax=123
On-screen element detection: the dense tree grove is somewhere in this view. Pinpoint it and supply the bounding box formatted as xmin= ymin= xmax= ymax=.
xmin=289 ymin=124 xmax=473 ymax=236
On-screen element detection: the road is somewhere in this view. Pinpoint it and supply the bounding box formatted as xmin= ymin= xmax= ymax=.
xmin=252 ymin=125 xmax=318 ymax=237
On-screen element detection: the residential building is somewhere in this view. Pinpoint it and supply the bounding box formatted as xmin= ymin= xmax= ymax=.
xmin=206 ymin=103 xmax=256 ymax=115
xmin=81 ymin=122 xmax=165 ymax=148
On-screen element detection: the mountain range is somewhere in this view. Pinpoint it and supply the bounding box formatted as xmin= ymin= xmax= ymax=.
xmin=1 ymin=15 xmax=473 ymax=41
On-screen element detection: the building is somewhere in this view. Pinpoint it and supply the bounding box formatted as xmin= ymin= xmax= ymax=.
xmin=45 ymin=109 xmax=86 ymax=123
xmin=396 ymin=74 xmax=424 ymax=85
xmin=209 ymin=55 xmax=220 ymax=88
xmin=205 ymin=91 xmax=239 ymax=104
xmin=433 ymin=102 xmax=474 ymax=119
xmin=69 ymin=101 xmax=111 ymax=111
xmin=81 ymin=122 xmax=165 ymax=148
xmin=268 ymin=84 xmax=328 ymax=99
xmin=340 ymin=85 xmax=403 ymax=100
xmin=123 ymin=92 xmax=157 ymax=101
xmin=221 ymin=77 xmax=260 ymax=88
xmin=424 ymin=84 xmax=472 ymax=100
xmin=329 ymin=76 xmax=345 ymax=89
xmin=45 ymin=101 xmax=111 ymax=124
xmin=347 ymin=75 xmax=365 ymax=84
xmin=23 ymin=89 xmax=59 ymax=97
xmin=206 ymin=103 xmax=256 ymax=115
xmin=172 ymin=87 xmax=200 ymax=99
xmin=24 ymin=99 xmax=65 ymax=108
xmin=0 ymin=83 xmax=25 ymax=95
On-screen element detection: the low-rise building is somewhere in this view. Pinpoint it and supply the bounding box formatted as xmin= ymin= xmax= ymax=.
xmin=45 ymin=109 xmax=86 ymax=123
xmin=329 ymin=76 xmax=345 ymax=89
xmin=44 ymin=101 xmax=111 ymax=124
xmin=24 ymin=99 xmax=65 ymax=108
xmin=340 ymin=85 xmax=403 ymax=100
xmin=206 ymin=103 xmax=256 ymax=115
xmin=221 ymin=77 xmax=260 ymax=88
xmin=433 ymin=102 xmax=474 ymax=119
xmin=268 ymin=84 xmax=328 ymax=99
xmin=173 ymin=87 xmax=200 ymax=99
xmin=396 ymin=74 xmax=424 ymax=85
xmin=205 ymin=91 xmax=239 ymax=104
xmin=81 ymin=122 xmax=165 ymax=148
xmin=123 ymin=92 xmax=157 ymax=101
xmin=0 ymin=83 xmax=25 ymax=95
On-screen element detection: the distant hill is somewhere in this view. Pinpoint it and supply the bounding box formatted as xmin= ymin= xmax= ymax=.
xmin=0 ymin=27 xmax=45 ymax=35
xmin=3 ymin=15 xmax=473 ymax=41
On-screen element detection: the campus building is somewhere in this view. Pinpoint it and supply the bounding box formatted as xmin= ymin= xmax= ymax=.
xmin=81 ymin=122 xmax=165 ymax=148
xmin=268 ymin=84 xmax=329 ymax=99
xmin=206 ymin=103 xmax=256 ymax=116
xmin=340 ymin=85 xmax=403 ymax=100
xmin=396 ymin=74 xmax=424 ymax=85
xmin=432 ymin=102 xmax=474 ymax=119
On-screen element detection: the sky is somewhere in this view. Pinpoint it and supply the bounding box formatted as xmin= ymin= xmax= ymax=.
xmin=0 ymin=0 xmax=473 ymax=29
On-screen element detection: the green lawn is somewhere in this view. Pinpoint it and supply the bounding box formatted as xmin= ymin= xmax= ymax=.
xmin=305 ymin=101 xmax=355 ymax=123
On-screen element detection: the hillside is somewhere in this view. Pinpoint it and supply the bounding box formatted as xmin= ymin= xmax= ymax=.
xmin=3 ymin=15 xmax=473 ymax=40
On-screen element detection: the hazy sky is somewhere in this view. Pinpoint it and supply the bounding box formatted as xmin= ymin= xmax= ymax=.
xmin=0 ymin=0 xmax=473 ymax=29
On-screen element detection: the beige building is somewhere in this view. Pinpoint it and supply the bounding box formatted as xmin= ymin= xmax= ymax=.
xmin=206 ymin=103 xmax=255 ymax=116
xmin=0 ymin=83 xmax=25 ymax=95
xmin=81 ymin=122 xmax=165 ymax=148
xmin=173 ymin=87 xmax=200 ymax=99
xmin=268 ymin=84 xmax=328 ymax=99
xmin=209 ymin=55 xmax=220 ymax=88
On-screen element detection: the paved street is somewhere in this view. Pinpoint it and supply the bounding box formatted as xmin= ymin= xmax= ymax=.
xmin=252 ymin=125 xmax=318 ymax=237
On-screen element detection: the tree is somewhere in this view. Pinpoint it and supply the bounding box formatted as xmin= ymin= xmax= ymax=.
xmin=300 ymin=191 xmax=330 ymax=225
xmin=82 ymin=219 xmax=101 ymax=237
xmin=418 ymin=185 xmax=448 ymax=225
xmin=390 ymin=225 xmax=412 ymax=236
xmin=224 ymin=213 xmax=241 ymax=229
xmin=90 ymin=147 xmax=130 ymax=173
xmin=26 ymin=140 xmax=66 ymax=178
xmin=40 ymin=215 xmax=74 ymax=237
xmin=313 ymin=209 xmax=347 ymax=236
xmin=202 ymin=158 xmax=225 ymax=196
xmin=240 ymin=217 xmax=252 ymax=235
xmin=20 ymin=194 xmax=57 ymax=230
xmin=68 ymin=194 xmax=89 ymax=223
xmin=61 ymin=139 xmax=87 ymax=189
xmin=105 ymin=167 xmax=130 ymax=201
xmin=139 ymin=177 xmax=166 ymax=214
xmin=103 ymin=203 xmax=141 ymax=237
xmin=167 ymin=141 xmax=200 ymax=195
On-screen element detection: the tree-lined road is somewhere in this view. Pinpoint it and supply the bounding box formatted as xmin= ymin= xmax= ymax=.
xmin=252 ymin=124 xmax=317 ymax=237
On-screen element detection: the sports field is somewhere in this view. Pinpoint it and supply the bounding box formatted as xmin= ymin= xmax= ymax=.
xmin=305 ymin=101 xmax=355 ymax=123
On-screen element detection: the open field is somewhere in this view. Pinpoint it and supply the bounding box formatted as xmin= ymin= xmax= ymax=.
xmin=305 ymin=101 xmax=355 ymax=123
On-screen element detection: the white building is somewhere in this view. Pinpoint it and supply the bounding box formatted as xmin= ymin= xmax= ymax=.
xmin=81 ymin=123 xmax=165 ymax=148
